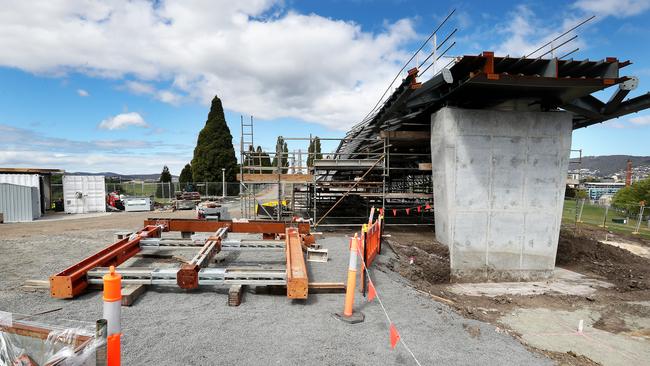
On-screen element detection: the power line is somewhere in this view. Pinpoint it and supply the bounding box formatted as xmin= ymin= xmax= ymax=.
xmin=359 ymin=9 xmax=456 ymax=125
xmin=417 ymin=28 xmax=457 ymax=70
xmin=525 ymin=15 xmax=595 ymax=58
xmin=536 ymin=35 xmax=578 ymax=59
xmin=420 ymin=41 xmax=456 ymax=76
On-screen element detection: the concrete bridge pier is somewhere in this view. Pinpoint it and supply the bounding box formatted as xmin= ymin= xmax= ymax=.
xmin=431 ymin=107 xmax=572 ymax=281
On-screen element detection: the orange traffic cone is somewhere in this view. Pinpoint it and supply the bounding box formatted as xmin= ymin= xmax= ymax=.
xmin=334 ymin=234 xmax=365 ymax=324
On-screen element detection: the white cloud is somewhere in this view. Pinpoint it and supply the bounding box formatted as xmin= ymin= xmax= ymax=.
xmin=574 ymin=0 xmax=650 ymax=18
xmin=493 ymin=5 xmax=586 ymax=58
xmin=602 ymin=114 xmax=650 ymax=128
xmin=0 ymin=149 xmax=188 ymax=175
xmin=0 ymin=1 xmax=417 ymax=130
xmin=124 ymin=81 xmax=155 ymax=95
xmin=98 ymin=112 xmax=149 ymax=130
xmin=0 ymin=124 xmax=190 ymax=174
xmin=629 ymin=115 xmax=650 ymax=125
xmin=77 ymin=89 xmax=89 ymax=97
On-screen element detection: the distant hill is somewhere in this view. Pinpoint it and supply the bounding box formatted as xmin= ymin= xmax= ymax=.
xmin=67 ymin=171 xmax=178 ymax=181
xmin=570 ymin=155 xmax=650 ymax=176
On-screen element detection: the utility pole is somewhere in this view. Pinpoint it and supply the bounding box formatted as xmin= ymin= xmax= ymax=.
xmin=222 ymin=168 xmax=226 ymax=198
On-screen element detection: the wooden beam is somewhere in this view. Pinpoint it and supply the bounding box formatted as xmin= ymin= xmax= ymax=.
xmin=285 ymin=228 xmax=308 ymax=299
xmin=383 ymin=192 xmax=433 ymax=199
xmin=228 ymin=285 xmax=244 ymax=306
xmin=121 ymin=285 xmax=147 ymax=306
xmin=237 ymin=173 xmax=313 ymax=183
xmin=379 ymin=130 xmax=430 ymax=140
xmin=308 ymin=282 xmax=346 ymax=293
xmin=418 ymin=163 xmax=432 ymax=170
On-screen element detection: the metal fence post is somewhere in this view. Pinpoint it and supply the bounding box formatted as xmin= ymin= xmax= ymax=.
xmin=633 ymin=204 xmax=645 ymax=235
xmin=577 ymin=198 xmax=585 ymax=223
xmin=600 ymin=205 xmax=609 ymax=228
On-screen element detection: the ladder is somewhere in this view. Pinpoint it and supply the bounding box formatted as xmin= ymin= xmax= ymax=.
xmin=240 ymin=116 xmax=255 ymax=218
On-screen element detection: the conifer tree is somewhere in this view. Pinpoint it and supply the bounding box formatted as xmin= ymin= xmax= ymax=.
xmin=190 ymin=96 xmax=238 ymax=194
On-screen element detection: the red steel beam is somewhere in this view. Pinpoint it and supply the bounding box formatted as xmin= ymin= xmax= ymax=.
xmin=177 ymin=228 xmax=227 ymax=290
xmin=144 ymin=218 xmax=310 ymax=235
xmin=49 ymin=225 xmax=161 ymax=298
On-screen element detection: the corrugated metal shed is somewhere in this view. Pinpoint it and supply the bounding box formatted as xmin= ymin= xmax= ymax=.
xmin=0 ymin=174 xmax=43 ymax=218
xmin=0 ymin=183 xmax=40 ymax=222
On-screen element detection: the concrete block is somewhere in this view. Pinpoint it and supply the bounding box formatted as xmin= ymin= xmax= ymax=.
xmin=431 ymin=107 xmax=571 ymax=282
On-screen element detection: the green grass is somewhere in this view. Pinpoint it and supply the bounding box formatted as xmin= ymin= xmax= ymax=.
xmin=562 ymin=199 xmax=650 ymax=239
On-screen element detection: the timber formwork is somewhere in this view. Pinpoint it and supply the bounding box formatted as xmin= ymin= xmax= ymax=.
xmin=49 ymin=219 xmax=313 ymax=300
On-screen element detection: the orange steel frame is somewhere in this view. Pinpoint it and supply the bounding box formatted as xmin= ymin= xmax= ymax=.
xmin=143 ymin=218 xmax=310 ymax=235
xmin=50 ymin=219 xmax=310 ymax=299
xmin=50 ymin=225 xmax=161 ymax=298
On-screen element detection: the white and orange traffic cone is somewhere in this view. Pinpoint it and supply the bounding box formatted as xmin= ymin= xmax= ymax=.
xmin=334 ymin=234 xmax=364 ymax=324
xmin=103 ymin=266 xmax=122 ymax=366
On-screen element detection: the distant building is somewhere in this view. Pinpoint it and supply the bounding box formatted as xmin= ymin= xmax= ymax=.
xmin=583 ymin=182 xmax=625 ymax=201
xmin=598 ymin=194 xmax=614 ymax=207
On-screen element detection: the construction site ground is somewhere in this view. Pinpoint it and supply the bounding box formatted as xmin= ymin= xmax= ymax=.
xmin=385 ymin=224 xmax=650 ymax=366
xmin=0 ymin=211 xmax=554 ymax=365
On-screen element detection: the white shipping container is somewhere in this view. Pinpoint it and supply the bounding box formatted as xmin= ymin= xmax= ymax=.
xmin=63 ymin=175 xmax=107 ymax=214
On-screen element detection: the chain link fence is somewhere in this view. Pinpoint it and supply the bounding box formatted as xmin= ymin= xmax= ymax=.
xmin=51 ymin=181 xmax=242 ymax=204
xmin=563 ymin=198 xmax=650 ymax=239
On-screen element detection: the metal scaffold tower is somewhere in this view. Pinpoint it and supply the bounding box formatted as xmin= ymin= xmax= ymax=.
xmin=237 ymin=129 xmax=435 ymax=227
xmin=240 ymin=115 xmax=256 ymax=219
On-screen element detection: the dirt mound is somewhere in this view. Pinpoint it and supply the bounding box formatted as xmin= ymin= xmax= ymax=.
xmin=384 ymin=234 xmax=451 ymax=285
xmin=557 ymin=228 xmax=650 ymax=290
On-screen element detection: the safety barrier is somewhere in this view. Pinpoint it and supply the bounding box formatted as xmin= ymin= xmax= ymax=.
xmin=103 ymin=266 xmax=122 ymax=366
xmin=360 ymin=207 xmax=384 ymax=294
xmin=333 ymin=211 xmax=422 ymax=364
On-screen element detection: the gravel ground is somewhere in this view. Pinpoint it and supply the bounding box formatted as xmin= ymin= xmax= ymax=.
xmin=0 ymin=219 xmax=551 ymax=365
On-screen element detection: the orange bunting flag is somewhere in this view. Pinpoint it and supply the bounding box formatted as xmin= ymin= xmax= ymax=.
xmin=368 ymin=281 xmax=376 ymax=302
xmin=417 ymin=205 xmax=421 ymax=213
xmin=389 ymin=323 xmax=400 ymax=350
xmin=425 ymin=203 xmax=431 ymax=210
xmin=406 ymin=208 xmax=410 ymax=215
xmin=392 ymin=209 xmax=397 ymax=217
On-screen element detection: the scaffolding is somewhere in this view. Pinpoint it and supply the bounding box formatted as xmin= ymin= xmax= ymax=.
xmin=238 ymin=119 xmax=434 ymax=227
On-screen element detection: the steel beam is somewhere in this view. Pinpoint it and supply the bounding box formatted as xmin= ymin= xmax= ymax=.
xmin=49 ymin=225 xmax=161 ymax=298
xmin=178 ymin=227 xmax=228 ymax=289
xmin=144 ymin=218 xmax=310 ymax=235
xmin=139 ymin=238 xmax=285 ymax=251
xmin=87 ymin=267 xmax=286 ymax=286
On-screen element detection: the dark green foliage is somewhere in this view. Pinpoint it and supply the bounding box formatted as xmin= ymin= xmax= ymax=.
xmin=156 ymin=165 xmax=173 ymax=198
xmin=271 ymin=136 xmax=289 ymax=173
xmin=612 ymin=177 xmax=650 ymax=215
xmin=190 ymin=96 xmax=239 ymax=195
xmin=261 ymin=149 xmax=272 ymax=173
xmin=244 ymin=145 xmax=255 ymax=173
xmin=254 ymin=146 xmax=273 ymax=174
xmin=307 ymin=136 xmax=322 ymax=167
xmin=179 ymin=163 xmax=194 ymax=192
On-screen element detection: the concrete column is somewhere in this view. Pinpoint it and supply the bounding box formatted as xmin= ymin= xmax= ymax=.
xmin=431 ymin=107 xmax=572 ymax=281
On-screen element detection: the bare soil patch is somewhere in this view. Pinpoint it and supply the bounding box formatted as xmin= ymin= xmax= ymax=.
xmin=383 ymin=226 xmax=650 ymax=366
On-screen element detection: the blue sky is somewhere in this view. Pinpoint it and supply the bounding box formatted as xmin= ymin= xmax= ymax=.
xmin=1 ymin=0 xmax=649 ymax=174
